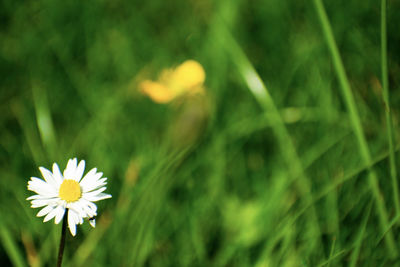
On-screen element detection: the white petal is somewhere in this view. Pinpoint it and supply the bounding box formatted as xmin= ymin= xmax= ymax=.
xmin=68 ymin=202 xmax=86 ymax=220
xmin=68 ymin=210 xmax=78 ymax=236
xmin=84 ymin=209 xmax=96 ymax=218
xmin=37 ymin=205 xmax=55 ymax=217
xmin=31 ymin=198 xmax=58 ymax=208
xmin=28 ymin=178 xmax=58 ymax=197
xmin=89 ymin=219 xmax=96 ymax=228
xmin=75 ymin=160 xmax=85 ymax=182
xmin=79 ymin=168 xmax=99 ymax=191
xmin=80 ymin=199 xmax=97 ymax=214
xmin=28 ymin=185 xmax=56 ymax=198
xmin=27 ymin=194 xmax=42 ymax=200
xmin=84 ymin=187 xmax=107 ymax=196
xmin=28 ymin=195 xmax=58 ymax=202
xmin=52 ymin=163 xmax=63 ymax=185
xmin=43 ymin=206 xmax=61 ymax=222
xmin=95 ymin=178 xmax=107 ymax=187
xmin=82 ymin=179 xmax=107 ymax=194
xmin=83 ymin=178 xmax=107 ymax=192
xmin=75 ymin=210 xmax=83 ymax=225
xmin=77 ymin=199 xmax=97 ymax=217
xmin=63 ymin=158 xmax=77 ymax=180
xmin=39 ymin=167 xmax=57 ymax=188
xmin=54 ymin=206 xmax=66 ymax=224
xmin=84 ymin=193 xmax=112 ymax=202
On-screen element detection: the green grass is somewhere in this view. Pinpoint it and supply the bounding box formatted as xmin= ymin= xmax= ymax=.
xmin=313 ymin=0 xmax=396 ymax=258
xmin=380 ymin=0 xmax=400 ymax=220
xmin=1 ymin=0 xmax=400 ymax=266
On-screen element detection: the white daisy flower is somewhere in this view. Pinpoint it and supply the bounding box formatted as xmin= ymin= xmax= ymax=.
xmin=27 ymin=158 xmax=112 ymax=236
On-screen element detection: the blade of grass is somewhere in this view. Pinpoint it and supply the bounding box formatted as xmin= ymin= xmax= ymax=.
xmin=312 ymin=0 xmax=397 ymax=257
xmin=349 ymin=200 xmax=373 ymax=267
xmin=119 ymin=148 xmax=191 ymax=266
xmin=381 ymin=0 xmax=400 ymax=217
xmin=216 ymin=19 xmax=322 ymax=247
xmin=213 ymin=2 xmax=317 ymax=203
xmin=376 ymin=213 xmax=400 ymax=247
xmin=326 ymin=237 xmax=336 ymax=267
xmin=318 ymin=250 xmax=346 ymax=267
xmin=10 ymin=100 xmax=46 ymax=165
xmin=37 ymin=227 xmax=58 ymax=266
xmin=0 ymin=223 xmax=26 ymax=267
xmin=32 ymin=83 xmax=57 ymax=159
xmin=259 ymin=144 xmax=400 ymax=264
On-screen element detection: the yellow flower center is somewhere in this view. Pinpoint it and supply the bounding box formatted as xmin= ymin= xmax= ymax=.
xmin=59 ymin=179 xmax=81 ymax=202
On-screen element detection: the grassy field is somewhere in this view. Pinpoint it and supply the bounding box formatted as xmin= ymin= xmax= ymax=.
xmin=1 ymin=0 xmax=400 ymax=266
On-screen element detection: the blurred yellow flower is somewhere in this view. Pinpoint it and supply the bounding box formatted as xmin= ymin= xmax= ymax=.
xmin=139 ymin=60 xmax=205 ymax=103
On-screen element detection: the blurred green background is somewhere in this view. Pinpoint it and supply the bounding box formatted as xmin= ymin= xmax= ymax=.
xmin=1 ymin=0 xmax=400 ymax=266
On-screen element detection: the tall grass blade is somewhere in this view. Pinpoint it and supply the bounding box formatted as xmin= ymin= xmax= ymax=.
xmin=381 ymin=0 xmax=400 ymax=217
xmin=312 ymin=0 xmax=397 ymax=257
xmin=215 ymin=17 xmax=322 ymax=250
xmin=349 ymin=201 xmax=373 ymax=267
xmin=0 ymin=223 xmax=26 ymax=267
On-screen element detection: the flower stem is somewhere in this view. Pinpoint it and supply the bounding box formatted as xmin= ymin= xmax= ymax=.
xmin=57 ymin=209 xmax=68 ymax=267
